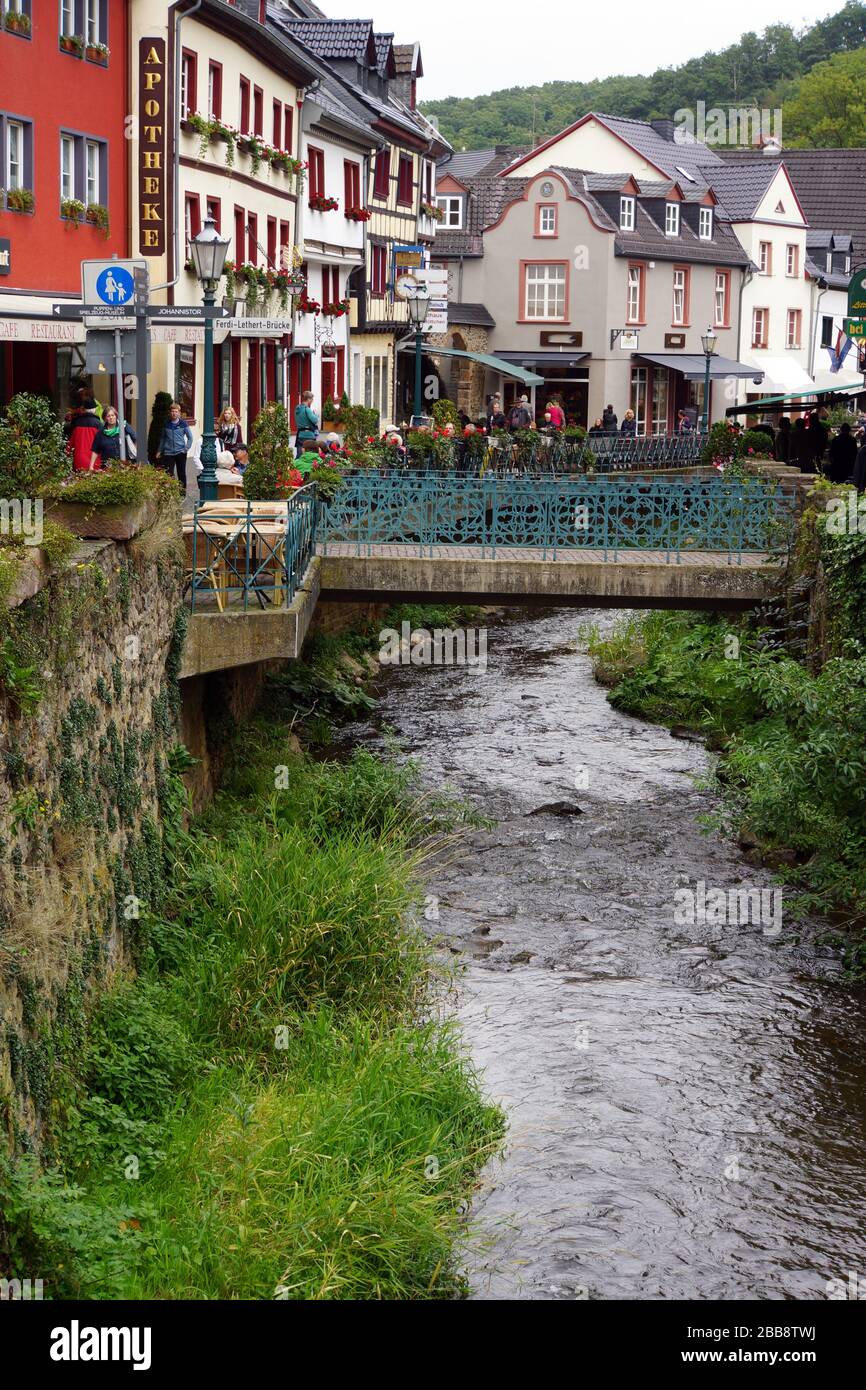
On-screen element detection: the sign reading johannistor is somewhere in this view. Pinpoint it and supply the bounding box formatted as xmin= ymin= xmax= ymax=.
xmin=138 ymin=38 xmax=166 ymax=256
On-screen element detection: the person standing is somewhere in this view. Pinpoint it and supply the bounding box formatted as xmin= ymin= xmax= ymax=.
xmin=620 ymin=409 xmax=637 ymax=436
xmin=826 ymin=422 xmax=858 ymax=483
xmin=89 ymin=406 xmax=137 ymax=468
xmin=294 ymin=390 xmax=319 ymax=458
xmin=602 ymin=403 xmax=618 ymax=434
xmin=774 ymin=415 xmax=791 ymax=463
xmin=676 ymin=409 xmax=693 ymax=434
xmin=507 ymin=395 xmax=532 ymax=431
xmin=66 ymin=402 xmax=103 ymax=471
xmin=487 ymin=393 xmax=505 ymax=430
xmin=155 ymin=401 xmax=193 ymax=486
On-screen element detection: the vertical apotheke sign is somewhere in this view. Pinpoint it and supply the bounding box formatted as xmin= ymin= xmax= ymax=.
xmin=138 ymin=38 xmax=166 ymax=256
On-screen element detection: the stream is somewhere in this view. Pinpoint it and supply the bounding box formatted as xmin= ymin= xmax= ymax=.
xmin=339 ymin=607 xmax=866 ymax=1301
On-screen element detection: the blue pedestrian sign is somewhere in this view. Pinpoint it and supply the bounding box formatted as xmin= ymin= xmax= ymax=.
xmin=95 ymin=266 xmax=135 ymax=306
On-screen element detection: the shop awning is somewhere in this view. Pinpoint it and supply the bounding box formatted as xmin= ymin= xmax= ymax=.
xmin=633 ymin=352 xmax=762 ymax=381
xmin=494 ymin=350 xmax=590 ymax=368
xmin=811 ymin=366 xmax=865 ymax=391
xmin=408 ymin=343 xmax=543 ymax=386
xmin=743 ymin=356 xmax=815 ymax=394
xmin=725 ymin=381 xmax=866 ymax=416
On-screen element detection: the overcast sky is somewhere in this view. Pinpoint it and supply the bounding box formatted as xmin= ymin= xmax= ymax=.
xmin=322 ymin=0 xmax=842 ymax=100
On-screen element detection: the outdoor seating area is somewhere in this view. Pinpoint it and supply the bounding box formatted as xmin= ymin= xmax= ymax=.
xmin=183 ymin=494 xmax=317 ymax=611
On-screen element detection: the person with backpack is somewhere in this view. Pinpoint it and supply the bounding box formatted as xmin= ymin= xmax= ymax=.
xmin=507 ymin=396 xmax=532 ymax=431
xmin=294 ymin=390 xmax=319 ymax=458
xmin=89 ymin=406 xmax=137 ymax=468
xmin=67 ymin=403 xmax=103 ymax=472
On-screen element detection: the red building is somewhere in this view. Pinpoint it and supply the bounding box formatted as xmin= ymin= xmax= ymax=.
xmin=0 ymin=0 xmax=130 ymax=413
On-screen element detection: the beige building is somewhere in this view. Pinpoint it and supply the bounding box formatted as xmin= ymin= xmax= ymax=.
xmin=129 ymin=0 xmax=318 ymax=443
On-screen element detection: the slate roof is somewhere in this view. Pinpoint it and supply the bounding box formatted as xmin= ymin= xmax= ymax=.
xmin=393 ymin=43 xmax=420 ymax=75
xmin=695 ymin=160 xmax=783 ymax=220
xmin=720 ymin=147 xmax=866 ymax=262
xmin=433 ymin=175 xmax=530 ymax=257
xmin=275 ymin=15 xmax=376 ymax=61
xmin=447 ymin=303 xmax=496 ymax=328
xmin=613 ymin=200 xmax=749 ymax=267
xmin=312 ymin=80 xmax=384 ymax=145
xmin=373 ymin=32 xmax=394 ymax=73
xmin=592 ymin=113 xmax=723 ymax=182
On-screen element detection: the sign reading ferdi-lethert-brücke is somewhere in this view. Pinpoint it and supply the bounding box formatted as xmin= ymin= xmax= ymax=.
xmin=138 ymin=38 xmax=166 ymax=256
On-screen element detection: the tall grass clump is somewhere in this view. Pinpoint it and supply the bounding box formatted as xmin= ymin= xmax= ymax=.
xmin=0 ymin=722 xmax=502 ymax=1299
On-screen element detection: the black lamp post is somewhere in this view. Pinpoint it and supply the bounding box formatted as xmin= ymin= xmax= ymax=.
xmin=405 ymin=287 xmax=431 ymax=424
xmin=700 ymin=325 xmax=718 ymax=435
xmin=190 ymin=216 xmax=231 ymax=501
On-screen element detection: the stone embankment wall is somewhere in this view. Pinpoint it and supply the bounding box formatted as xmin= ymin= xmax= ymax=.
xmin=0 ymin=527 xmax=184 ymax=1150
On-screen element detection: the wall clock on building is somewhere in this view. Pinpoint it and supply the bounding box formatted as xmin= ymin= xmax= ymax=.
xmin=539 ymin=181 xmax=555 ymax=198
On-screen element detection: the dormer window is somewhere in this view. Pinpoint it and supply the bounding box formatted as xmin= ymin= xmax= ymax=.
xmin=665 ymin=203 xmax=680 ymax=236
xmin=699 ymin=207 xmax=713 ymax=240
xmin=436 ymin=195 xmax=463 ymax=229
xmin=619 ymin=195 xmax=635 ymax=231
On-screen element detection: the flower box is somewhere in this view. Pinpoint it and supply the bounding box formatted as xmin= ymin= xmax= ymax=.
xmin=308 ymin=194 xmax=339 ymax=213
xmin=5 ymin=12 xmax=31 ymax=36
xmin=60 ymin=33 xmax=84 ymax=54
xmin=345 ymin=207 xmax=371 ymax=222
xmin=86 ymin=44 xmax=109 ymax=64
xmin=45 ymin=496 xmax=158 ymax=541
xmin=6 ymin=187 xmax=35 ymax=214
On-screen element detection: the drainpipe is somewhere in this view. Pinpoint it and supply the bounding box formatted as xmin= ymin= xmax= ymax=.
xmin=151 ymin=0 xmax=203 ymax=295
xmin=736 ymin=261 xmax=755 ymax=411
xmin=808 ymin=280 xmax=828 ymax=386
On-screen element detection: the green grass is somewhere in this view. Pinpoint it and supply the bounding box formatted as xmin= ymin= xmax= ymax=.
xmin=587 ymin=609 xmax=866 ymax=969
xmin=0 ymin=727 xmax=502 ymax=1299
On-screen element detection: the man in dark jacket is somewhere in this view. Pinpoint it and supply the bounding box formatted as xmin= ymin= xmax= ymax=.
xmin=853 ymin=441 xmax=866 ymax=492
xmin=507 ymin=396 xmax=532 ymax=430
xmin=826 ymin=423 xmax=858 ymax=483
xmin=602 ymin=404 xmax=618 ymax=434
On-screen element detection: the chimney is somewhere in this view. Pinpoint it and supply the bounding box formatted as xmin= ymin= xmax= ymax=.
xmin=650 ymin=118 xmax=675 ymax=142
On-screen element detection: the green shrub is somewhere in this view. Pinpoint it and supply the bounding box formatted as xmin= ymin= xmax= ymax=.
xmin=41 ymin=463 xmax=179 ymax=509
xmin=0 ymin=393 xmax=70 ymax=498
xmin=737 ymin=428 xmax=775 ymax=459
xmin=243 ymin=403 xmax=294 ymax=500
xmin=431 ymin=398 xmax=460 ymax=430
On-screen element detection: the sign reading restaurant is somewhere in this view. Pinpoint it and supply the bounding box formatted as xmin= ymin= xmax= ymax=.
xmin=138 ymin=38 xmax=166 ymax=257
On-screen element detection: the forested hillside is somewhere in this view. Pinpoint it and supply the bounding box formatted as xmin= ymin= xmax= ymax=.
xmin=422 ymin=0 xmax=866 ymax=149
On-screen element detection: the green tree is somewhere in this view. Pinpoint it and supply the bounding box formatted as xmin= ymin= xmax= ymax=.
xmin=784 ymin=48 xmax=866 ymax=147
xmin=0 ymin=393 xmax=69 ymax=498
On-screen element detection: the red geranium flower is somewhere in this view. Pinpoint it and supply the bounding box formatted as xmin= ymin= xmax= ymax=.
xmin=288 ymin=469 xmax=303 ymax=488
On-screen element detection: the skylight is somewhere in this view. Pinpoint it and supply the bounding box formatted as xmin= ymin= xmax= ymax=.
xmin=675 ymin=166 xmax=697 ymax=183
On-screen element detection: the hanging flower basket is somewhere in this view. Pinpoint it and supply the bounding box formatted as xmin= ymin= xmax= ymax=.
xmin=420 ymin=201 xmax=445 ymax=222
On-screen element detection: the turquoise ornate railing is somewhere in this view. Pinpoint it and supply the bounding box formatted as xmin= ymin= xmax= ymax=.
xmin=185 ymin=488 xmax=318 ymax=611
xmin=318 ymin=474 xmax=796 ymax=564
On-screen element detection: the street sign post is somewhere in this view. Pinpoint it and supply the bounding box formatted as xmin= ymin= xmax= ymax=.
xmin=134 ymin=266 xmax=148 ymax=437
xmin=81 ymin=259 xmax=147 ymax=307
xmin=84 ymin=330 xmax=150 ymax=377
xmin=145 ymin=305 xmax=231 ymax=320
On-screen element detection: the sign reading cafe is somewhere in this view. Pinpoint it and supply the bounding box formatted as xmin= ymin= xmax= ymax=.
xmin=138 ymin=38 xmax=166 ymax=257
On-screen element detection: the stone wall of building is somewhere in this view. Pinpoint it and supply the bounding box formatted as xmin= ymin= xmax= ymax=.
xmin=427 ymin=325 xmax=491 ymax=420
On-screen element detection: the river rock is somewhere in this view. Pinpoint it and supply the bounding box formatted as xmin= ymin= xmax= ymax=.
xmin=670 ymin=725 xmax=705 ymax=743
xmin=527 ymin=801 xmax=585 ymax=817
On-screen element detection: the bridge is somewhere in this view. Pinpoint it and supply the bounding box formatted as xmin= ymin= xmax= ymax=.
xmin=179 ymin=473 xmax=796 ymax=678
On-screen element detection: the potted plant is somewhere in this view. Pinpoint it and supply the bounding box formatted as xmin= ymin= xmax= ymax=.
xmin=308 ymin=193 xmax=339 ymax=213
xmin=246 ymin=135 xmax=265 ymax=177
xmin=41 ymin=466 xmax=178 ymax=541
xmin=5 ymin=10 xmax=31 ymax=35
xmin=321 ymin=396 xmax=339 ymax=431
xmin=420 ymin=201 xmax=444 ymax=222
xmin=85 ymin=203 xmax=110 ymax=237
xmin=86 ymin=39 xmax=109 ymax=63
xmin=345 ymin=207 xmax=371 ymax=222
xmin=322 ymin=298 xmax=351 ymax=319
xmin=60 ymin=32 xmax=84 ymax=54
xmin=60 ymin=197 xmax=86 ymax=225
xmin=6 ymin=187 xmax=34 ymax=214
xmin=295 ymin=291 xmax=321 ymax=316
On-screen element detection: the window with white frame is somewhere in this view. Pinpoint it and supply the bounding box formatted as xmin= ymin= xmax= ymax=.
xmin=6 ymin=120 xmax=23 ymax=191
xmin=786 ymin=243 xmax=798 ymax=277
xmin=538 ymin=205 xmax=557 ymax=236
xmin=665 ymin=202 xmax=680 ymax=236
xmin=627 ymin=263 xmax=643 ymax=322
xmin=524 ymin=262 xmax=566 ymax=320
xmin=60 ymin=134 xmax=74 ymax=201
xmin=752 ymin=306 xmax=768 ymax=348
xmin=630 ymin=366 xmax=647 ymax=434
xmin=4 ymin=0 xmax=31 ymax=21
xmin=714 ymin=270 xmax=729 ymax=327
xmin=58 ymin=130 xmax=107 ymax=210
xmin=364 ymin=354 xmax=390 ymax=422
xmin=435 ymin=195 xmax=462 ymax=228
xmin=84 ymin=0 xmax=99 ymax=44
xmin=786 ymin=308 xmax=801 ymax=349
xmin=672 ymin=267 xmax=687 ymax=325
xmin=60 ymin=0 xmax=74 ymax=34
xmin=699 ymin=207 xmax=713 ymax=240
xmin=759 ymin=241 xmax=772 ymax=274
xmin=85 ymin=141 xmax=99 ymax=206
xmin=181 ymin=52 xmax=196 ymax=119
xmin=619 ymin=195 xmax=635 ymax=231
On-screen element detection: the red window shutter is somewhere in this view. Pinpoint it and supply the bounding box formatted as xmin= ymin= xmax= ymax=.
xmin=253 ymin=87 xmax=263 ymax=138
xmin=284 ymin=105 xmax=293 ymax=153
xmin=234 ymin=207 xmax=245 ymax=264
xmin=397 ymin=155 xmax=413 ymax=206
xmin=374 ymin=150 xmax=390 ymax=199
xmin=344 ymin=161 xmax=352 ymax=210
xmin=336 ymin=347 xmax=345 ymax=398
xmin=321 ymin=359 xmax=336 ymax=403
xmin=279 ymin=220 xmax=289 ymax=269
xmin=239 ymin=77 xmax=250 ymax=134
xmin=247 ymin=213 xmax=257 ymax=266
xmin=272 ymin=100 xmax=281 ymax=149
xmin=207 ymin=198 xmax=221 ymax=232
xmin=267 ymin=217 xmax=277 ymax=269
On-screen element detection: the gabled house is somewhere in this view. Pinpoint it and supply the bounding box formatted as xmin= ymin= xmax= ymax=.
xmin=270 ymin=11 xmax=448 ymax=426
xmin=432 ymin=135 xmax=754 ymax=428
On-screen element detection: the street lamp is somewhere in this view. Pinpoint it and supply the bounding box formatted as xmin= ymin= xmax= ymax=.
xmin=405 ymin=286 xmax=431 ymax=425
xmin=700 ymin=325 xmax=718 ymax=436
xmin=190 ymin=216 xmax=231 ymax=501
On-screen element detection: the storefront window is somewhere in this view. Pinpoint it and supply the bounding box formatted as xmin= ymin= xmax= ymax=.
xmin=630 ymin=367 xmax=647 ymax=434
xmin=651 ymin=368 xmax=669 ymax=436
xmin=175 ymin=347 xmax=196 ymax=421
xmin=364 ymin=353 xmax=390 ymax=424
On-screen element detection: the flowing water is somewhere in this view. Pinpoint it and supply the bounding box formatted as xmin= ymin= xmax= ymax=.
xmin=340 ymin=607 xmax=866 ymax=1301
